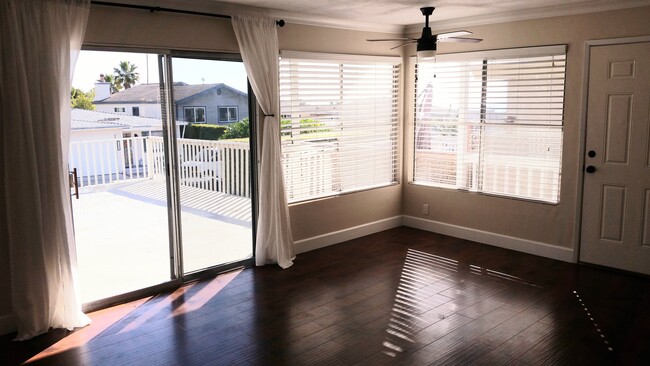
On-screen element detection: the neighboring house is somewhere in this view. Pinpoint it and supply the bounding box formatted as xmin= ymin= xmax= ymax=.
xmin=94 ymin=82 xmax=248 ymax=125
xmin=69 ymin=108 xmax=165 ymax=179
xmin=71 ymin=108 xmax=164 ymax=138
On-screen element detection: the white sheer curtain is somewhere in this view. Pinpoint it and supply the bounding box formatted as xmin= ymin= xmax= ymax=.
xmin=232 ymin=16 xmax=295 ymax=269
xmin=0 ymin=0 xmax=91 ymax=340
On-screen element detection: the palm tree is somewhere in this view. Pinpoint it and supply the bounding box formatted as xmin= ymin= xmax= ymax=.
xmin=98 ymin=73 xmax=122 ymax=93
xmin=113 ymin=61 xmax=139 ymax=89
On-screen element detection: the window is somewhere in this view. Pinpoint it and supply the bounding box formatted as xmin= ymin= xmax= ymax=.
xmin=114 ymin=107 xmax=125 ymax=113
xmin=280 ymin=51 xmax=400 ymax=203
xmin=132 ymin=106 xmax=140 ymax=116
xmin=218 ymin=106 xmax=238 ymax=122
xmin=413 ymin=45 xmax=566 ymax=203
xmin=183 ymin=106 xmax=206 ymax=123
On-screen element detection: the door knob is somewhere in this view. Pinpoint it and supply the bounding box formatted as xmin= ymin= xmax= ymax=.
xmin=588 ymin=150 xmax=596 ymax=158
xmin=585 ymin=165 xmax=596 ymax=173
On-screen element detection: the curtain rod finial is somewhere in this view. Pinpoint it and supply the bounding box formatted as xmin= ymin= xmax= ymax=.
xmin=276 ymin=19 xmax=285 ymax=27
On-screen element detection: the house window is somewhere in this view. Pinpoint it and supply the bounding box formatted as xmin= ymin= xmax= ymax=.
xmin=413 ymin=45 xmax=566 ymax=203
xmin=218 ymin=106 xmax=238 ymax=122
xmin=183 ymin=106 xmax=206 ymax=123
xmin=114 ymin=107 xmax=125 ymax=113
xmin=132 ymin=106 xmax=140 ymax=116
xmin=280 ymin=51 xmax=400 ymax=203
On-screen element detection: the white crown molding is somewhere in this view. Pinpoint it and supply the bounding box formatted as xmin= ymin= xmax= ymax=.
xmin=405 ymin=0 xmax=650 ymax=34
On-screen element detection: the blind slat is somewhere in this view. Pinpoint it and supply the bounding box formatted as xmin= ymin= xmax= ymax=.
xmin=413 ymin=47 xmax=566 ymax=203
xmin=280 ymin=55 xmax=400 ymax=203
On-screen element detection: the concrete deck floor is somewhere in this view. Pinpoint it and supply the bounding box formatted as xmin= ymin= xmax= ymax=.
xmin=72 ymin=179 xmax=252 ymax=303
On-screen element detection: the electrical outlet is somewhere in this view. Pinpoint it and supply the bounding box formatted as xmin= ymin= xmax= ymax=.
xmin=422 ymin=203 xmax=429 ymax=215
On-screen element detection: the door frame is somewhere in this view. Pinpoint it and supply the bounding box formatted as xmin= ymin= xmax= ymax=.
xmin=76 ymin=45 xmax=257 ymax=312
xmin=163 ymin=50 xmax=257 ymax=282
xmin=575 ymin=35 xmax=650 ymax=263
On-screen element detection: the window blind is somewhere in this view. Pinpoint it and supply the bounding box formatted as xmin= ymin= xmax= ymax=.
xmin=413 ymin=45 xmax=566 ymax=203
xmin=280 ymin=52 xmax=400 ymax=203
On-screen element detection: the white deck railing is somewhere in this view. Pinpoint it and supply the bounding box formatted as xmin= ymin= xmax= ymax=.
xmin=69 ymin=136 xmax=251 ymax=198
xmin=69 ymin=136 xmax=150 ymax=188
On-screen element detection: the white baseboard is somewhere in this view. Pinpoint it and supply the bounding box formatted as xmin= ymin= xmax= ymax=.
xmin=0 ymin=313 xmax=16 ymax=337
xmin=402 ymin=215 xmax=575 ymax=263
xmin=294 ymin=216 xmax=403 ymax=254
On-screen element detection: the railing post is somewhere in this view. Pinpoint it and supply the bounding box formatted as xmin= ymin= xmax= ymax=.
xmin=146 ymin=137 xmax=153 ymax=179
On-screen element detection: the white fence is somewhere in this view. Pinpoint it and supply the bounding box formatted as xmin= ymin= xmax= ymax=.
xmin=69 ymin=136 xmax=150 ymax=187
xmin=69 ymin=136 xmax=251 ymax=197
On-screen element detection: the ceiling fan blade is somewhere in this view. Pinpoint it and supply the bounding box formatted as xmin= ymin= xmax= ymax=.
xmin=367 ymin=38 xmax=412 ymax=42
xmin=390 ymin=42 xmax=416 ymax=50
xmin=435 ymin=30 xmax=472 ymax=39
xmin=438 ymin=37 xmax=483 ymax=43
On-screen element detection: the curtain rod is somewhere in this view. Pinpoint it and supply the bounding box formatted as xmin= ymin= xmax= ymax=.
xmin=90 ymin=1 xmax=286 ymax=27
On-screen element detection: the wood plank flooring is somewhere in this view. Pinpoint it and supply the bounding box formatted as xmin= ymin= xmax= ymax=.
xmin=2 ymin=226 xmax=649 ymax=365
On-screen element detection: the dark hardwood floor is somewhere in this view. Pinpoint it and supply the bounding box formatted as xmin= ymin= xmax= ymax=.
xmin=2 ymin=227 xmax=649 ymax=365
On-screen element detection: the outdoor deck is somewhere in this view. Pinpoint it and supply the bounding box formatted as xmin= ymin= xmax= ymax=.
xmin=72 ymin=179 xmax=252 ymax=304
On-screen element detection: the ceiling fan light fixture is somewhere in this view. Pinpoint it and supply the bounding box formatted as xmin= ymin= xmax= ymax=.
xmin=417 ymin=37 xmax=437 ymax=60
xmin=417 ymin=49 xmax=436 ymax=60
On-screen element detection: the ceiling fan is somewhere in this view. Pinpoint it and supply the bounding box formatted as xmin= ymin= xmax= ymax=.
xmin=367 ymin=7 xmax=482 ymax=59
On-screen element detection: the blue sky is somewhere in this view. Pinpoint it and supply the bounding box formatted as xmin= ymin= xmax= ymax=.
xmin=72 ymin=50 xmax=248 ymax=93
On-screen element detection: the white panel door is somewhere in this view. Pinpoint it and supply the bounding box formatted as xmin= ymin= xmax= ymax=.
xmin=580 ymin=42 xmax=650 ymax=275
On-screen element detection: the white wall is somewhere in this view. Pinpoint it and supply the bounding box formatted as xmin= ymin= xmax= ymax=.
xmin=69 ymin=128 xmax=120 ymax=143
xmin=95 ymin=103 xmax=161 ymax=118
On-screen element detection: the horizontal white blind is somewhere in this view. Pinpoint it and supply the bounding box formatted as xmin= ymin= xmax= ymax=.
xmin=280 ymin=53 xmax=400 ymax=203
xmin=413 ymin=46 xmax=566 ymax=203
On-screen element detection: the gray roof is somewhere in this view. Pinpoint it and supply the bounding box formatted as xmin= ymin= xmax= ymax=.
xmin=71 ymin=108 xmax=163 ymax=131
xmin=94 ymin=82 xmax=247 ymax=104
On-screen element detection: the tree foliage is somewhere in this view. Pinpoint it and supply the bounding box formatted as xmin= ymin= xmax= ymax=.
xmin=184 ymin=124 xmax=227 ymax=140
xmin=71 ymin=87 xmax=95 ymax=110
xmin=221 ymin=118 xmax=250 ymax=139
xmin=113 ymin=61 xmax=139 ymax=89
xmin=280 ymin=118 xmax=328 ymax=136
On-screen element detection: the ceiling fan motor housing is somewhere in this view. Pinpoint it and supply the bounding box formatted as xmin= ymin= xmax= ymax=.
xmin=418 ymin=7 xmax=437 ymax=52
xmin=417 ymin=26 xmax=437 ymax=52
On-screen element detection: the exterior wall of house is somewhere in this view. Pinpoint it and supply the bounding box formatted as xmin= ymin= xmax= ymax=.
xmin=175 ymin=87 xmax=249 ymax=124
xmin=95 ymin=103 xmax=162 ymax=118
xmin=69 ymin=128 xmax=121 ymax=143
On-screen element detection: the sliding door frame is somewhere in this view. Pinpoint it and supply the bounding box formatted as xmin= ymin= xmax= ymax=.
xmin=167 ymin=50 xmax=256 ymax=282
xmin=78 ymin=45 xmax=256 ymax=312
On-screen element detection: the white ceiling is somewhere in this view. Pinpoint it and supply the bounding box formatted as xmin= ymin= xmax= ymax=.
xmin=114 ymin=0 xmax=650 ymax=33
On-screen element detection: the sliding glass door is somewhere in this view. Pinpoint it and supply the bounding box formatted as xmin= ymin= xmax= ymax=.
xmin=70 ymin=49 xmax=253 ymax=306
xmin=166 ymin=54 xmax=253 ymax=275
